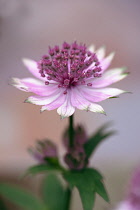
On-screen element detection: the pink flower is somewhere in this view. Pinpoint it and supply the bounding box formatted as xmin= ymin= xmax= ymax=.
xmin=12 ymin=42 xmax=128 ymax=118
xmin=29 ymin=139 xmax=57 ymax=163
xmin=113 ymin=167 xmax=140 ymax=210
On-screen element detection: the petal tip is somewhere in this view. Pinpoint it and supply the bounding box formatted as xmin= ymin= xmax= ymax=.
xmin=10 ymin=77 xmax=19 ymax=85
xmin=40 ymin=107 xmax=47 ymax=113
xmin=22 ymin=58 xmax=31 ymax=65
xmin=22 ymin=58 xmax=37 ymax=70
xmin=24 ymin=98 xmax=33 ymax=104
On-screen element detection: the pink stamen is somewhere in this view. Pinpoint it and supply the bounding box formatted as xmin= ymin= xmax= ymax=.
xmin=37 ymin=42 xmax=103 ymax=88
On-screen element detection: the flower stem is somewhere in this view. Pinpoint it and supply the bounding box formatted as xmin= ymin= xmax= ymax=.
xmin=69 ymin=115 xmax=74 ymax=147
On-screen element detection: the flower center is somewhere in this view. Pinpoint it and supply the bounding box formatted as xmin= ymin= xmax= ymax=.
xmin=37 ymin=42 xmax=102 ymax=94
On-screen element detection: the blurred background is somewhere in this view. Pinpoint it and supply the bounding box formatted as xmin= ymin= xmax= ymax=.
xmin=0 ymin=0 xmax=140 ymax=209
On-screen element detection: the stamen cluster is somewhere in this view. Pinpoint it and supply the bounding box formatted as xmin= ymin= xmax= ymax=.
xmin=37 ymin=42 xmax=102 ymax=94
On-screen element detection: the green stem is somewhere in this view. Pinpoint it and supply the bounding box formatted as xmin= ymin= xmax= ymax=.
xmin=69 ymin=115 xmax=74 ymax=147
xmin=66 ymin=115 xmax=74 ymax=210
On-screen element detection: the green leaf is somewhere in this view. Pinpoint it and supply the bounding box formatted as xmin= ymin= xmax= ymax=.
xmin=24 ymin=163 xmax=64 ymax=177
xmin=63 ymin=168 xmax=105 ymax=210
xmin=42 ymin=174 xmax=70 ymax=210
xmin=94 ymin=179 xmax=109 ymax=202
xmin=0 ymin=183 xmax=46 ymax=210
xmin=78 ymin=189 xmax=96 ymax=210
xmin=0 ymin=197 xmax=7 ymax=210
xmin=84 ymin=123 xmax=116 ymax=158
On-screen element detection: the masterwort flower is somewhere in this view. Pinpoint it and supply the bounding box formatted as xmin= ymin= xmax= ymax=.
xmin=12 ymin=41 xmax=128 ymax=118
xmin=29 ymin=139 xmax=57 ymax=163
xmin=113 ymin=167 xmax=140 ymax=210
xmin=63 ymin=125 xmax=88 ymax=170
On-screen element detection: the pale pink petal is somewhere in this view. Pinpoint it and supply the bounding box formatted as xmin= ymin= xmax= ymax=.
xmin=22 ymin=58 xmax=45 ymax=81
xmin=57 ymin=91 xmax=75 ymax=118
xmin=96 ymin=88 xmax=127 ymax=96
xmin=90 ymin=68 xmax=128 ymax=88
xmin=78 ymin=86 xmax=126 ymax=102
xmin=88 ymin=45 xmax=95 ymax=53
xmin=96 ymin=46 xmax=106 ymax=61
xmin=11 ymin=77 xmax=58 ymax=96
xmin=71 ymin=88 xmax=105 ymax=114
xmin=114 ymin=202 xmax=133 ymax=210
xmin=100 ymin=52 xmax=115 ymax=72
xmin=25 ymin=89 xmax=63 ymax=105
xmin=71 ymin=88 xmax=90 ymax=110
xmin=40 ymin=93 xmax=66 ymax=112
xmin=88 ymin=103 xmax=105 ymax=114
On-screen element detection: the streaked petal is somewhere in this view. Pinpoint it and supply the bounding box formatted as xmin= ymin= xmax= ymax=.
xmin=71 ymin=88 xmax=105 ymax=114
xmin=11 ymin=77 xmax=59 ymax=96
xmin=57 ymin=91 xmax=75 ymax=118
xmin=71 ymin=87 xmax=90 ymax=110
xmin=25 ymin=89 xmax=63 ymax=105
xmin=96 ymin=46 xmax=106 ymax=61
xmin=22 ymin=58 xmax=45 ymax=81
xmin=78 ymin=86 xmax=126 ymax=102
xmin=101 ymin=52 xmax=115 ymax=72
xmin=91 ymin=67 xmax=128 ymax=88
xmin=40 ymin=93 xmax=66 ymax=112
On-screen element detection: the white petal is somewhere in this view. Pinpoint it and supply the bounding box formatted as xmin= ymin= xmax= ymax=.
xmin=97 ymin=88 xmax=126 ymax=96
xmin=91 ymin=67 xmax=128 ymax=88
xmin=40 ymin=93 xmax=66 ymax=112
xmin=101 ymin=52 xmax=115 ymax=72
xmin=78 ymin=86 xmax=126 ymax=102
xmin=71 ymin=87 xmax=90 ymax=110
xmin=89 ymin=103 xmax=105 ymax=114
xmin=22 ymin=58 xmax=45 ymax=81
xmin=11 ymin=77 xmax=59 ymax=96
xmin=57 ymin=91 xmax=75 ymax=118
xmin=96 ymin=46 xmax=106 ymax=61
xmin=88 ymin=45 xmax=95 ymax=53
xmin=71 ymin=87 xmax=105 ymax=114
xmin=25 ymin=89 xmax=63 ymax=105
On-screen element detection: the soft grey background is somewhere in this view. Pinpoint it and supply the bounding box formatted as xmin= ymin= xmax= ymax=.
xmin=0 ymin=0 xmax=140 ymax=209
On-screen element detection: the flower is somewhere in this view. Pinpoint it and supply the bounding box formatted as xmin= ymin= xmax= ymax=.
xmin=11 ymin=41 xmax=128 ymax=118
xmin=113 ymin=167 xmax=140 ymax=210
xmin=63 ymin=124 xmax=88 ymax=148
xmin=29 ymin=139 xmax=57 ymax=163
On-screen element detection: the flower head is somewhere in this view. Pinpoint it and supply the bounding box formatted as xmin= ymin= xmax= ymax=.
xmin=12 ymin=41 xmax=128 ymax=118
xmin=63 ymin=125 xmax=88 ymax=170
xmin=63 ymin=124 xmax=88 ymax=149
xmin=29 ymin=139 xmax=57 ymax=163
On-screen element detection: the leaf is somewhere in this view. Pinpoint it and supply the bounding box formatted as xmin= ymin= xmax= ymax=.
xmin=0 ymin=197 xmax=7 ymax=210
xmin=24 ymin=163 xmax=64 ymax=177
xmin=94 ymin=179 xmax=109 ymax=202
xmin=84 ymin=123 xmax=116 ymax=158
xmin=63 ymin=168 xmax=105 ymax=210
xmin=42 ymin=174 xmax=70 ymax=210
xmin=78 ymin=189 xmax=96 ymax=210
xmin=0 ymin=183 xmax=46 ymax=210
